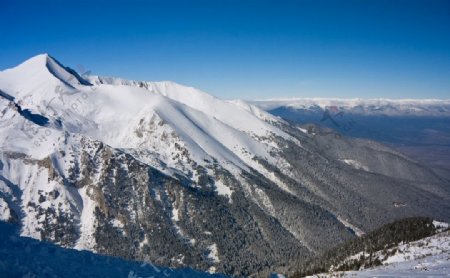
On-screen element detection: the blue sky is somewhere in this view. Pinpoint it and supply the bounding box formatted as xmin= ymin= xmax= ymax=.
xmin=1 ymin=0 xmax=449 ymax=99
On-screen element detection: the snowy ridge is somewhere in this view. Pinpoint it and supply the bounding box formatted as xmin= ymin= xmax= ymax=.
xmin=339 ymin=159 xmax=369 ymax=172
xmin=87 ymin=75 xmax=287 ymax=138
xmin=336 ymin=216 xmax=365 ymax=237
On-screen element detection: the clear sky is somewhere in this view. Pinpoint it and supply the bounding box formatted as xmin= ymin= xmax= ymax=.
xmin=1 ymin=0 xmax=449 ymax=99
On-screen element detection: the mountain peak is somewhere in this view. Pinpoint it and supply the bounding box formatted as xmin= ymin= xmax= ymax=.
xmin=0 ymin=54 xmax=91 ymax=88
xmin=29 ymin=52 xmax=51 ymax=60
xmin=10 ymin=53 xmax=53 ymax=71
xmin=17 ymin=53 xmax=68 ymax=70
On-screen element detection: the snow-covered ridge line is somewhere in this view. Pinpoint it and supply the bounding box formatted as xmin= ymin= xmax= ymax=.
xmin=251 ymin=97 xmax=450 ymax=105
xmin=249 ymin=98 xmax=450 ymax=115
xmin=253 ymin=97 xmax=450 ymax=102
xmin=86 ymin=75 xmax=284 ymax=130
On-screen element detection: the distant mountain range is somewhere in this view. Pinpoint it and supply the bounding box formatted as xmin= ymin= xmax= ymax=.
xmin=251 ymin=98 xmax=450 ymax=175
xmin=250 ymin=98 xmax=450 ymax=117
xmin=1 ymin=54 xmax=449 ymax=276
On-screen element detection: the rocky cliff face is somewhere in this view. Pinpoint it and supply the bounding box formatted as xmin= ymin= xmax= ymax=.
xmin=1 ymin=54 xmax=449 ymax=276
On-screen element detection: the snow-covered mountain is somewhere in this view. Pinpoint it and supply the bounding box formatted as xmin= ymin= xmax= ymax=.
xmin=1 ymin=54 xmax=449 ymax=276
xmin=250 ymin=98 xmax=450 ymax=116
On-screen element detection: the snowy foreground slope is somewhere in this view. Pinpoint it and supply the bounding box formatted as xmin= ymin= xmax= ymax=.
xmin=341 ymin=239 xmax=450 ymax=277
xmin=1 ymin=54 xmax=449 ymax=276
xmin=307 ymin=223 xmax=450 ymax=277
xmin=342 ymin=253 xmax=450 ymax=277
xmin=0 ymin=221 xmax=225 ymax=278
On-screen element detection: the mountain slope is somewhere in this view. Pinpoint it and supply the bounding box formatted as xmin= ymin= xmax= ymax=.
xmin=1 ymin=54 xmax=449 ymax=276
